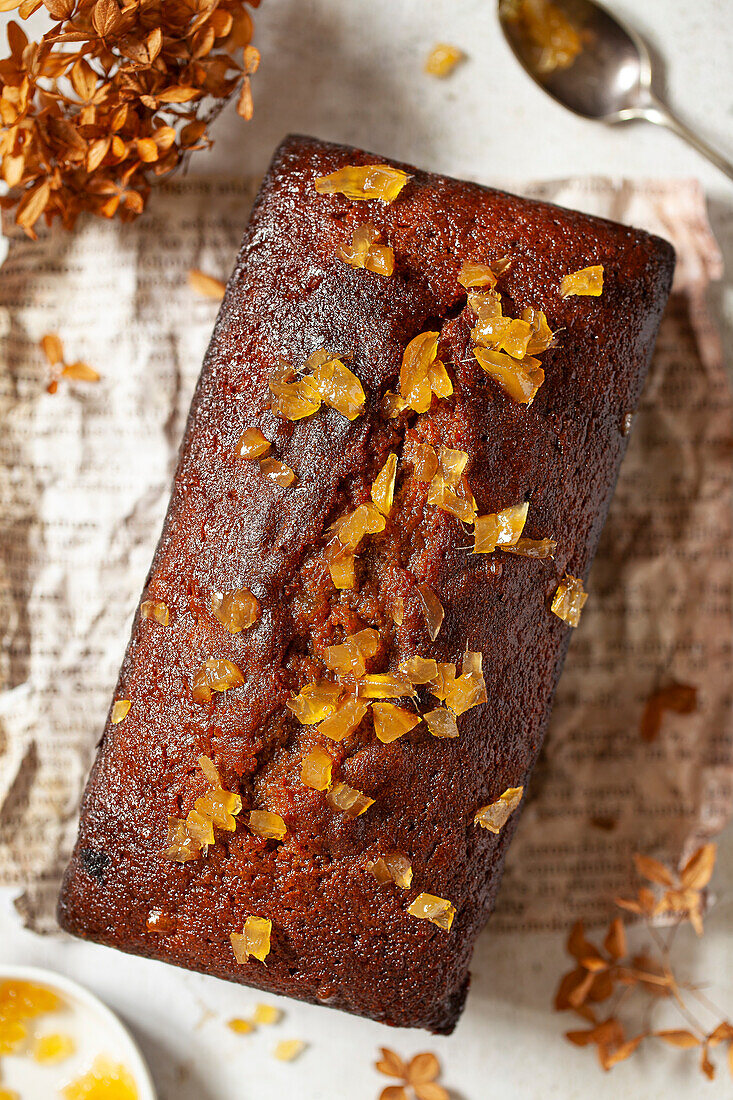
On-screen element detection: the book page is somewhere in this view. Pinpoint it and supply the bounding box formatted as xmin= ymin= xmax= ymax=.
xmin=0 ymin=175 xmax=730 ymax=934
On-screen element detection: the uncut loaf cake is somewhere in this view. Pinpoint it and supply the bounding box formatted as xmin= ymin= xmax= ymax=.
xmin=58 ymin=135 xmax=674 ymax=1033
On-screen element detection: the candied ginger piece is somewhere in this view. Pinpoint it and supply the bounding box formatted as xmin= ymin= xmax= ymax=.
xmin=195 ymin=789 xmax=242 ymax=831
xmin=259 ymin=456 xmax=297 ymax=486
xmin=146 ymin=908 xmax=177 ymax=934
xmin=161 ymin=816 xmax=200 ymax=862
xmin=287 ymin=680 xmax=342 ymax=724
xmin=424 ymin=706 xmax=459 ymax=739
xmin=249 ymin=810 xmax=287 ymax=840
xmin=428 ymin=359 xmax=453 ymax=399
xmin=399 ymin=331 xmax=439 ymax=413
xmin=458 ymin=260 xmax=496 ymax=289
xmin=418 ymin=584 xmax=444 ymax=641
xmin=338 ymin=223 xmax=395 ymax=277
xmin=211 ymin=588 xmax=260 ymax=633
xmin=368 ymin=851 xmax=413 ymax=889
xmin=314 ymin=164 xmax=411 ymax=203
xmin=110 ymin=699 xmax=131 ymax=724
xmin=437 ymin=446 xmax=469 ymax=486
xmin=254 ymin=1003 xmax=282 ymax=1025
xmin=474 ymin=502 xmax=529 ymax=554
xmin=61 ymin=1055 xmax=138 ymax=1100
xmin=357 ymin=673 xmax=415 ymax=699
xmin=273 ymin=1039 xmax=306 ymax=1061
xmin=269 ymin=369 xmax=321 ymax=421
xmin=185 ymin=808 xmax=214 ymax=848
xmin=502 ymin=536 xmax=557 ymax=559
xmin=351 ymin=627 xmax=380 ymax=657
xmin=382 ymin=390 xmax=408 ymax=419
xmin=407 ymin=892 xmax=456 ymax=931
xmin=236 ymin=427 xmax=271 ymax=459
xmin=560 ymin=264 xmax=604 ymax=298
xmin=199 ymin=754 xmax=222 ymax=787
xmin=497 ymin=317 xmax=533 ymax=359
xmin=469 ymin=289 xmax=510 ymax=348
xmin=324 ymin=641 xmax=366 ymax=679
xmin=427 ymin=475 xmax=477 ymax=525
xmin=473 ymin=346 xmax=545 ymax=404
xmin=392 ymin=596 xmax=405 ymax=625
xmin=334 ymin=502 xmax=386 ymax=549
xmin=399 ymin=655 xmax=439 ymax=684
xmin=140 ymin=598 xmax=169 ymax=625
xmin=228 ymin=1017 xmax=254 ymax=1034
xmin=428 ymin=662 xmax=456 ymax=701
xmin=309 ymin=355 xmax=365 ymax=420
xmin=34 ymin=1032 xmax=75 ymax=1065
xmin=425 ymin=42 xmax=464 ymax=77
xmin=324 ymin=539 xmax=356 ymax=590
xmin=504 ymin=0 xmax=583 ymax=74
xmin=413 ymin=442 xmax=439 ymax=483
xmin=372 ymin=702 xmax=421 ymax=744
xmin=551 ymin=574 xmax=588 ymax=627
xmin=522 ymin=306 xmax=556 ymax=354
xmin=318 ymin=696 xmax=370 ymax=741
xmin=371 ymin=452 xmax=398 ymax=517
xmin=474 ymin=786 xmax=524 ymax=833
xmin=231 ymin=915 xmax=272 ymax=964
xmin=443 ymin=651 xmax=487 ymax=716
xmin=301 ymin=746 xmax=333 ymax=791
xmin=192 ymin=658 xmax=244 ymax=703
xmin=327 ymin=781 xmax=375 ymax=817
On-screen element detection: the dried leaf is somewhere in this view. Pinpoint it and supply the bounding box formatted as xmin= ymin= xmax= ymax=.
xmin=701 ymin=1046 xmax=716 ymax=1080
xmin=600 ymin=1033 xmax=645 ymax=1069
xmin=633 ymin=852 xmax=676 ymax=887
xmin=91 ymin=0 xmax=119 ymax=36
xmin=654 ymin=1029 xmax=701 ymax=1049
xmin=379 ymin=1088 xmax=409 ymax=1100
xmin=376 ymin=1048 xmax=407 ymax=1080
xmin=414 ymin=1085 xmax=449 ymax=1100
xmin=707 ymin=1022 xmax=733 ymax=1046
xmin=188 ymin=269 xmax=226 ymax=299
xmin=40 ymin=332 xmax=63 ymax=365
xmin=407 ymin=1052 xmax=439 ymax=1084
xmin=603 ymin=917 xmax=626 ymax=962
xmin=62 ymin=360 xmax=100 ymax=381
xmin=679 ymin=844 xmax=716 ymax=891
xmin=236 ymin=75 xmax=253 ymax=119
xmin=16 ymin=178 xmax=50 ymax=232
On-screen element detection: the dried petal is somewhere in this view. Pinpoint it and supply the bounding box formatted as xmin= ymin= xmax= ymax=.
xmin=253 ymin=1004 xmax=282 ymax=1025
xmin=335 ymin=503 xmax=386 ymax=549
xmin=358 ymin=673 xmax=415 ymax=700
xmin=259 ymin=457 xmax=297 ymax=486
xmin=474 ymin=786 xmax=524 ymax=833
xmin=227 ymin=1018 xmax=254 ymax=1035
xmin=338 ymin=223 xmax=394 ymax=277
xmin=679 ymin=844 xmax=716 ymax=891
xmin=399 ymin=331 xmax=439 ymax=413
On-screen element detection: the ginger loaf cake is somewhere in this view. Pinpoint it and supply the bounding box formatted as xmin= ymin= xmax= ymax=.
xmin=58 ymin=134 xmax=675 ymax=1033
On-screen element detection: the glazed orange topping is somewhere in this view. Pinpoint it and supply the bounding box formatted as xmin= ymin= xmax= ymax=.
xmin=474 ymin=502 xmax=529 ymax=554
xmin=458 ymin=260 xmax=497 ymax=289
xmin=372 ymin=701 xmax=421 ymax=743
xmin=249 ymin=810 xmax=287 ymax=840
xmin=551 ymin=574 xmax=588 ymax=627
xmin=423 ymin=706 xmax=459 ymax=739
xmin=424 ymin=42 xmax=464 ymax=77
xmin=407 ymin=892 xmax=456 ymax=931
xmin=288 ymin=680 xmax=342 ymax=724
xmin=371 ymin=452 xmax=398 ymax=517
xmin=192 ymin=658 xmax=244 ymax=703
xmin=211 ymin=588 xmax=260 ymax=633
xmin=231 ymin=915 xmax=272 ymax=963
xmin=399 ymin=331 xmax=439 ymax=413
xmin=335 ymin=502 xmax=386 ymax=549
xmin=110 ymin=699 xmax=131 ymax=724
xmin=259 ymin=456 xmax=297 ymax=486
xmin=301 ymin=746 xmax=333 ymax=790
xmin=326 ymin=781 xmax=375 ymax=816
xmin=236 ymin=427 xmax=271 ymax=459
xmin=560 ymin=264 xmax=604 ymax=298
xmin=338 ymin=223 xmax=395 ymax=277
xmin=34 ymin=1032 xmax=75 ymax=1064
xmin=502 ymin=536 xmax=557 ymax=558
xmin=0 ymin=980 xmax=61 ymax=1055
xmin=399 ymin=655 xmax=439 ymax=684
xmin=309 ymin=354 xmax=366 ymax=420
xmin=314 ymin=164 xmax=411 ymax=203
xmin=418 ymin=584 xmax=444 ymax=641
xmin=140 ymin=598 xmax=169 ymax=625
xmin=357 ymin=673 xmax=415 ymax=699
xmin=473 ymin=346 xmax=545 ymax=405
xmin=368 ymin=851 xmax=413 ymax=888
xmin=474 ymin=786 xmax=524 ymax=832
xmin=61 ymin=1055 xmax=138 ymax=1099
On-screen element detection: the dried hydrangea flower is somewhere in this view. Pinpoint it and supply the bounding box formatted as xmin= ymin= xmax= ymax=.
xmin=230 ymin=915 xmax=272 ymax=964
xmin=474 ymin=786 xmax=524 ymax=833
xmin=211 ymin=589 xmax=259 ymax=633
xmin=248 ymin=810 xmax=287 ymax=841
xmin=424 ymin=43 xmax=465 ymax=77
xmin=407 ymin=892 xmax=456 ymax=931
xmin=368 ymin=852 xmax=413 ymax=889
xmin=474 ymin=502 xmax=529 ymax=554
xmin=372 ymin=702 xmax=422 ymax=744
xmin=110 ymin=699 xmax=131 ymax=724
xmin=301 ymin=747 xmax=333 ymax=791
xmin=473 ymin=346 xmax=545 ymax=404
xmin=236 ymin=427 xmax=271 ymax=459
xmin=551 ymin=574 xmax=588 ymax=627
xmin=326 ymin=781 xmax=375 ymax=817
xmin=560 ymin=265 xmax=604 ymax=298
xmin=338 ymin=223 xmax=395 ymax=276
xmin=314 ymin=164 xmax=411 ymax=203
xmin=371 ymin=452 xmax=398 ymax=516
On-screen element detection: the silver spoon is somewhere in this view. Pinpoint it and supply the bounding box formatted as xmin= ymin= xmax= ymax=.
xmin=498 ymin=0 xmax=733 ymax=183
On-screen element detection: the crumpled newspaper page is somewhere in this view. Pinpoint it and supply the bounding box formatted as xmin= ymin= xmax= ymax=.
xmin=0 ymin=174 xmax=730 ymax=934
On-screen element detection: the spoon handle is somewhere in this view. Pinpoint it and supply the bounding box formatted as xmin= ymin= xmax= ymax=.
xmin=637 ymin=96 xmax=733 ymax=183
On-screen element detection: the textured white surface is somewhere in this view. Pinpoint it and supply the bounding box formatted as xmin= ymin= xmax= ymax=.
xmin=2 ymin=1 xmax=733 ymax=1097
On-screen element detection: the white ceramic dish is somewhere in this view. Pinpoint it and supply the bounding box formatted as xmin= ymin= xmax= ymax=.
xmin=0 ymin=964 xmax=156 ymax=1099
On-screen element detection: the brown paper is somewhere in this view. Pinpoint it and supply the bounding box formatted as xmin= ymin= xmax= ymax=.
xmin=0 ymin=175 xmax=730 ymax=934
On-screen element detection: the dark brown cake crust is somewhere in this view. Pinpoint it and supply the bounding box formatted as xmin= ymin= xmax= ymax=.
xmin=58 ymin=135 xmax=674 ymax=1033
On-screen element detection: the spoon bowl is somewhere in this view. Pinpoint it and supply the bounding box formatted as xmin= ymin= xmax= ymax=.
xmin=498 ymin=0 xmax=733 ymax=181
